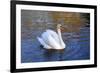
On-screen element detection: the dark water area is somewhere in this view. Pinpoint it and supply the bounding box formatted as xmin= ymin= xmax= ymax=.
xmin=21 ymin=27 xmax=90 ymax=63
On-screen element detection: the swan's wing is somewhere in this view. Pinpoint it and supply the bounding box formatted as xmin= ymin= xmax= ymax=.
xmin=46 ymin=29 xmax=60 ymax=43
xmin=41 ymin=32 xmax=62 ymax=49
xmin=41 ymin=32 xmax=50 ymax=45
xmin=37 ymin=37 xmax=51 ymax=49
xmin=46 ymin=29 xmax=66 ymax=49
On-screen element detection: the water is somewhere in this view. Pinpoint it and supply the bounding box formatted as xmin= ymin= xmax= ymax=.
xmin=21 ymin=27 xmax=90 ymax=63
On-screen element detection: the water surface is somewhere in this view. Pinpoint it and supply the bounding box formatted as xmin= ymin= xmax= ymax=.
xmin=21 ymin=27 xmax=90 ymax=63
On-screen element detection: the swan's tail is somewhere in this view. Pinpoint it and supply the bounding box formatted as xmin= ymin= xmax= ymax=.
xmin=37 ymin=37 xmax=51 ymax=49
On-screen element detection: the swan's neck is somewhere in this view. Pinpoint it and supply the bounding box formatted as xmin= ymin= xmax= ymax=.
xmin=57 ymin=28 xmax=64 ymax=47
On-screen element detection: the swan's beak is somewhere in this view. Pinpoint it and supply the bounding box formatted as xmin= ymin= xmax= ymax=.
xmin=61 ymin=26 xmax=66 ymax=29
xmin=61 ymin=26 xmax=67 ymax=32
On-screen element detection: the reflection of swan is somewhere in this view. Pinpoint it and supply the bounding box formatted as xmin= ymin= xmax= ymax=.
xmin=37 ymin=24 xmax=66 ymax=50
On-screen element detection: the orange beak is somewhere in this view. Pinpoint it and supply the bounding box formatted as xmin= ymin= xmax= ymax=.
xmin=61 ymin=26 xmax=66 ymax=32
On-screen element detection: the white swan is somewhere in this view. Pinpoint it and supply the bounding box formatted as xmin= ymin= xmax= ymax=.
xmin=37 ymin=24 xmax=66 ymax=50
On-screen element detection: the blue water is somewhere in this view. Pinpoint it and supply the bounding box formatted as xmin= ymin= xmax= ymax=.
xmin=21 ymin=27 xmax=90 ymax=63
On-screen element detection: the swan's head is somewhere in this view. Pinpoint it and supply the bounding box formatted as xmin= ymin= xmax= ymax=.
xmin=57 ymin=24 xmax=66 ymax=32
xmin=57 ymin=24 xmax=62 ymax=29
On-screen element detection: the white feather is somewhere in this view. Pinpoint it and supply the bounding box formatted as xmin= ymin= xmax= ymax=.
xmin=37 ymin=37 xmax=51 ymax=49
xmin=37 ymin=28 xmax=66 ymax=50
